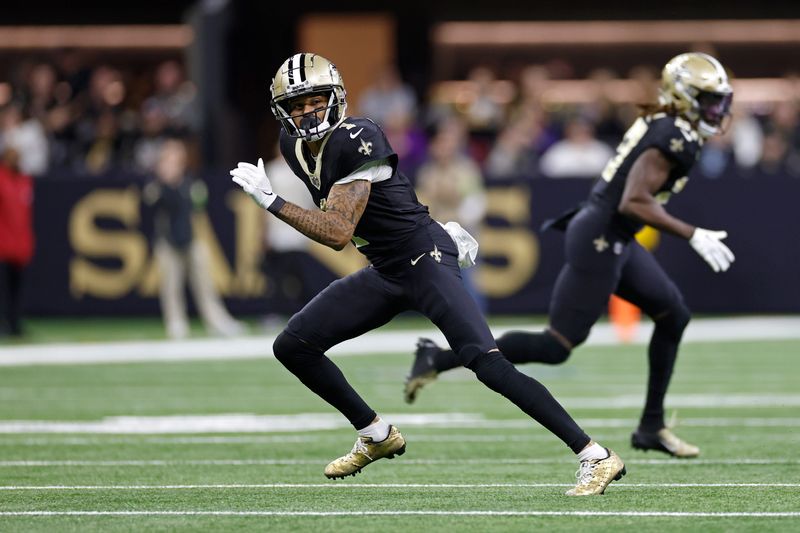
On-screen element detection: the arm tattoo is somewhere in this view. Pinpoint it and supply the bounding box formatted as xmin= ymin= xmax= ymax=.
xmin=327 ymin=179 xmax=371 ymax=225
xmin=274 ymin=180 xmax=371 ymax=249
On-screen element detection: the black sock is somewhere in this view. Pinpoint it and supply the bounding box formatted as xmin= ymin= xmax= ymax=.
xmin=274 ymin=332 xmax=376 ymax=430
xmin=431 ymin=347 xmax=461 ymax=373
xmin=467 ymin=351 xmax=590 ymax=453
xmin=639 ymin=319 xmax=685 ymax=433
xmin=496 ymin=330 xmax=571 ymax=364
xmin=432 ymin=330 xmax=571 ymax=373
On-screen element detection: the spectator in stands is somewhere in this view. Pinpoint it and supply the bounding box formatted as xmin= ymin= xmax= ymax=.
xmin=0 ymin=145 xmax=34 ymax=338
xmin=515 ymin=64 xmax=550 ymax=111
xmin=71 ymin=65 xmax=127 ymax=173
xmin=53 ymin=48 xmax=92 ymax=104
xmin=0 ymin=102 xmax=48 ymax=176
xmin=358 ymin=66 xmax=426 ymax=178
xmin=381 ymin=109 xmax=428 ymax=181
xmin=142 ymin=137 xmax=246 ymax=339
xmin=502 ymin=64 xmax=560 ymax=171
xmin=729 ymin=107 xmax=764 ymax=170
xmin=769 ymin=100 xmax=800 ymax=153
xmin=85 ymin=65 xmax=126 ymax=116
xmin=143 ymin=60 xmax=199 ymax=135
xmin=357 ymin=64 xmax=417 ymax=127
xmin=539 ymin=115 xmax=614 ymax=178
xmin=83 ymin=109 xmax=123 ymax=175
xmin=484 ymin=108 xmax=546 ymax=179
xmin=23 ymin=63 xmax=59 ymax=126
xmin=133 ymin=99 xmax=169 ymax=173
xmin=457 ymin=65 xmax=508 ymax=165
xmin=462 ymin=65 xmax=505 ymax=136
xmin=584 ymin=68 xmax=627 ymax=147
xmin=23 ymin=62 xmax=76 ymax=170
xmin=748 ymin=128 xmax=800 ymax=178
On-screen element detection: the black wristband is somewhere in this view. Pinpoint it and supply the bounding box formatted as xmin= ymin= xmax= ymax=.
xmin=267 ymin=195 xmax=286 ymax=215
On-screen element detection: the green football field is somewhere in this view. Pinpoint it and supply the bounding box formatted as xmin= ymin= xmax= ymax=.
xmin=0 ymin=318 xmax=798 ymax=531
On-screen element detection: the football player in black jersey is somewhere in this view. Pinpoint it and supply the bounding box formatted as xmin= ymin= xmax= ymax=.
xmin=231 ymin=53 xmax=625 ymax=495
xmin=405 ymin=53 xmax=735 ymax=459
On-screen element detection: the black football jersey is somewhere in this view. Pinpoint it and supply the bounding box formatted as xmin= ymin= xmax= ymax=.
xmin=279 ymin=117 xmax=432 ymax=267
xmin=589 ymin=113 xmax=703 ymax=237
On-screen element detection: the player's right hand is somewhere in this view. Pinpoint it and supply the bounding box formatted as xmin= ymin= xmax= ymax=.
xmin=230 ymin=158 xmax=278 ymax=211
xmin=689 ymin=228 xmax=735 ymax=273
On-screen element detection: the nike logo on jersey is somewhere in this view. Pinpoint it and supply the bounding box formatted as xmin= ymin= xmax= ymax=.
xmin=412 ymin=245 xmax=443 ymax=266
xmin=349 ymin=128 xmax=364 ymax=139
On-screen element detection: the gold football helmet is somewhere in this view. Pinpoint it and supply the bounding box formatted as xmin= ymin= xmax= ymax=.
xmin=270 ymin=53 xmax=347 ymax=141
xmin=659 ymin=52 xmax=733 ymax=137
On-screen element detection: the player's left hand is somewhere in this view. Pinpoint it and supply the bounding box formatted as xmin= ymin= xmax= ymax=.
xmin=230 ymin=158 xmax=278 ymax=211
xmin=689 ymin=227 xmax=735 ymax=273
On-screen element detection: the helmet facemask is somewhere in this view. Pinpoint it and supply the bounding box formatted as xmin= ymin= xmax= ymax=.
xmin=695 ymin=90 xmax=733 ymax=137
xmin=272 ymin=89 xmax=345 ymax=142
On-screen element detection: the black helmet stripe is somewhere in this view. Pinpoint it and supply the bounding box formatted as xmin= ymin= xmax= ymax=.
xmin=299 ymin=53 xmax=307 ymax=82
xmin=287 ymin=53 xmax=299 ymax=84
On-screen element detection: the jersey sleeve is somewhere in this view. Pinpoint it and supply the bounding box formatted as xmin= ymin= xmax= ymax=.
xmin=646 ymin=116 xmax=702 ymax=174
xmin=334 ymin=162 xmax=393 ymax=186
xmin=334 ymin=119 xmax=398 ymax=178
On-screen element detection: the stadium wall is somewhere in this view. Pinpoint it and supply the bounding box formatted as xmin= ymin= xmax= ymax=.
xmin=23 ymin=173 xmax=800 ymax=315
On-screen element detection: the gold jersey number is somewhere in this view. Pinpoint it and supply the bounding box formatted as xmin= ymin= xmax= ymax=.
xmin=601 ymin=117 xmax=649 ymax=182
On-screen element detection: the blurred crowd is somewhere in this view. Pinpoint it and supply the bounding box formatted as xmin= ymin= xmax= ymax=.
xmin=373 ymin=62 xmax=800 ymax=184
xmin=0 ymin=51 xmax=198 ymax=178
xmin=2 ymin=51 xmax=800 ymax=184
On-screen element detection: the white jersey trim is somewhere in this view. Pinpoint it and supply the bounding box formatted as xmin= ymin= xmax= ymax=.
xmin=334 ymin=162 xmax=392 ymax=186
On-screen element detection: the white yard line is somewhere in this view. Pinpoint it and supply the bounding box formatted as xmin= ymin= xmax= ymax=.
xmin=0 ymin=458 xmax=795 ymax=467
xmin=0 ymin=510 xmax=797 ymax=517
xmin=0 ymin=413 xmax=798 ymax=435
xmin=565 ymin=394 xmax=800 ymax=408
xmin=0 ymin=434 xmax=573 ymax=445
xmin=0 ymin=483 xmax=798 ymax=490
xmin=1 ymin=430 xmax=797 ymax=446
xmin=0 ymin=316 xmax=797 ymax=367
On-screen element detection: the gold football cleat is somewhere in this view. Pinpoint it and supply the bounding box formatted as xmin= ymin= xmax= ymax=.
xmin=631 ymin=428 xmax=700 ymax=458
xmin=565 ymin=448 xmax=626 ymax=496
xmin=324 ymin=426 xmax=406 ymax=479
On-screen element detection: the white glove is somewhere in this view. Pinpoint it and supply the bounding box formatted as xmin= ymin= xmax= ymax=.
xmin=230 ymin=158 xmax=282 ymax=212
xmin=689 ymin=228 xmax=735 ymax=273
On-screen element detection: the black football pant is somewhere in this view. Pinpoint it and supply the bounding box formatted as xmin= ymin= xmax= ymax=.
xmin=549 ymin=208 xmax=690 ymax=432
xmin=272 ymin=224 xmax=591 ymax=453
